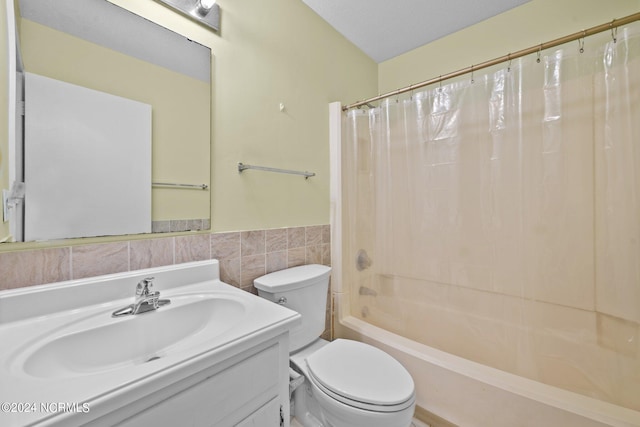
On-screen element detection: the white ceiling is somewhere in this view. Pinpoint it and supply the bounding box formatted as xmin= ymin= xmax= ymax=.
xmin=301 ymin=0 xmax=530 ymax=63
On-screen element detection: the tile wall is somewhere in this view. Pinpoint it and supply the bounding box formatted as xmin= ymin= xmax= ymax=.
xmin=0 ymin=224 xmax=332 ymax=338
xmin=151 ymin=218 xmax=211 ymax=233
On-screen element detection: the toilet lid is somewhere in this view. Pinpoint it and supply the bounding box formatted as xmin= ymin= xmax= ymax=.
xmin=306 ymin=339 xmax=414 ymax=409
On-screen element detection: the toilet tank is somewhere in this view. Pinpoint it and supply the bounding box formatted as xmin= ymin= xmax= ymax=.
xmin=254 ymin=264 xmax=331 ymax=352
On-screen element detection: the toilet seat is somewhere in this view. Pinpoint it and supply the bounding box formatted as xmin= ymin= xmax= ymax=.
xmin=305 ymin=339 xmax=415 ymax=413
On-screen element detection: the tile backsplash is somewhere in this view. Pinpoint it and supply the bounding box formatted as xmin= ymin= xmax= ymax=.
xmin=0 ymin=225 xmax=332 ymax=338
xmin=151 ymin=218 xmax=211 ymax=233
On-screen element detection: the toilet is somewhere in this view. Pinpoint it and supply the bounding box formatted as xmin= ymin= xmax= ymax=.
xmin=254 ymin=264 xmax=416 ymax=427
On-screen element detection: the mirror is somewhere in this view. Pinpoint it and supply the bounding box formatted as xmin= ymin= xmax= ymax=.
xmin=2 ymin=0 xmax=211 ymax=242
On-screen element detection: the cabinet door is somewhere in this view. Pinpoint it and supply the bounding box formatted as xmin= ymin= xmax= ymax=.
xmin=235 ymin=397 xmax=280 ymax=427
xmin=117 ymin=344 xmax=280 ymax=427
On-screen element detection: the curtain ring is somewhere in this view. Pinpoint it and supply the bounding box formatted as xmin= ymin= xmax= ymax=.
xmin=611 ymin=20 xmax=618 ymax=43
xmin=578 ymin=32 xmax=585 ymax=54
xmin=507 ymin=53 xmax=512 ymax=72
xmin=536 ymin=45 xmax=542 ymax=63
xmin=438 ymin=76 xmax=442 ymax=92
xmin=470 ymin=65 xmax=475 ymax=84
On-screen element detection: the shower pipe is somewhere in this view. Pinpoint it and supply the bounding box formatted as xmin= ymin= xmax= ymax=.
xmin=342 ymin=12 xmax=640 ymax=111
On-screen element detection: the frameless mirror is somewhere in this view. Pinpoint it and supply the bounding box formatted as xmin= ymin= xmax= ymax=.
xmin=2 ymin=0 xmax=211 ymax=242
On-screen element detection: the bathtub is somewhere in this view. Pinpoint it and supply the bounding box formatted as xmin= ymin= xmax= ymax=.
xmin=334 ymin=315 xmax=640 ymax=427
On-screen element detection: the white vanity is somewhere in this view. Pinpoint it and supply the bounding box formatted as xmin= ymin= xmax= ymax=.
xmin=0 ymin=260 xmax=300 ymax=426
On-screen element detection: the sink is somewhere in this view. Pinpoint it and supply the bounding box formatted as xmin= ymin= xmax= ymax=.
xmin=0 ymin=260 xmax=301 ymax=427
xmin=19 ymin=294 xmax=246 ymax=378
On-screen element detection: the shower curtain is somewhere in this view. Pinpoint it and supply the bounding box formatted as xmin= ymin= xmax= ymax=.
xmin=343 ymin=24 xmax=640 ymax=411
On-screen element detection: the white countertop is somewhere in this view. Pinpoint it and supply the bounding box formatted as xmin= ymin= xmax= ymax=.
xmin=0 ymin=260 xmax=300 ymax=426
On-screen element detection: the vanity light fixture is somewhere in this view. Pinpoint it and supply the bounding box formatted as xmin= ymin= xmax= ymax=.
xmin=198 ymin=0 xmax=217 ymax=12
xmin=155 ymin=0 xmax=221 ymax=31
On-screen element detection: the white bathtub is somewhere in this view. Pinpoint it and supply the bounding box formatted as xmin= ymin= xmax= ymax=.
xmin=335 ymin=315 xmax=640 ymax=427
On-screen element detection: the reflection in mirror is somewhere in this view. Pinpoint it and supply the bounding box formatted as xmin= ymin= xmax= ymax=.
xmin=2 ymin=0 xmax=211 ymax=242
xmin=24 ymin=71 xmax=153 ymax=241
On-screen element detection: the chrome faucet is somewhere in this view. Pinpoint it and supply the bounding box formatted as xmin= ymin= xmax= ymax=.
xmin=112 ymin=277 xmax=171 ymax=317
xmin=134 ymin=277 xmax=160 ymax=314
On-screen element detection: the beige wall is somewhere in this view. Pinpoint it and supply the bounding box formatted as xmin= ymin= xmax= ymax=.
xmin=379 ymin=0 xmax=640 ymax=93
xmin=0 ymin=0 xmax=9 ymax=242
xmin=110 ymin=0 xmax=378 ymax=233
xmin=207 ymin=0 xmax=376 ymax=231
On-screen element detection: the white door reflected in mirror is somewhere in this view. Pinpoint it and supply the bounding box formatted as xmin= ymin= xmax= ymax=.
xmin=24 ymin=73 xmax=151 ymax=241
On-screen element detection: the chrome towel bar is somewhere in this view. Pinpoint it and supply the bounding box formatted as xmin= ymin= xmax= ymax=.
xmin=152 ymin=182 xmax=208 ymax=190
xmin=238 ymin=162 xmax=315 ymax=179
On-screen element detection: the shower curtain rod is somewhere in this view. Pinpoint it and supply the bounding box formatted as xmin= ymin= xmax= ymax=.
xmin=342 ymin=11 xmax=640 ymax=111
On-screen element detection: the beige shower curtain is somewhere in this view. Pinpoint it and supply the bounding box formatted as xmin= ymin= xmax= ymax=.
xmin=343 ymin=23 xmax=640 ymax=411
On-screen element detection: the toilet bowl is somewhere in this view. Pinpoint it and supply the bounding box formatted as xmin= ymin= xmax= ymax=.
xmin=254 ymin=265 xmax=415 ymax=427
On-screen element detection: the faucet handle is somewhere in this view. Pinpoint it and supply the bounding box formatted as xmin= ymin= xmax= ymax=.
xmin=136 ymin=277 xmax=155 ymax=297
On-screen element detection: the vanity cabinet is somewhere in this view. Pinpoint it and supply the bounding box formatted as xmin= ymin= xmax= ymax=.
xmin=235 ymin=398 xmax=281 ymax=426
xmin=114 ymin=337 xmax=288 ymax=427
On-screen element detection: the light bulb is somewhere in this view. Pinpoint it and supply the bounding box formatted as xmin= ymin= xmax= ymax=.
xmin=199 ymin=0 xmax=216 ymax=10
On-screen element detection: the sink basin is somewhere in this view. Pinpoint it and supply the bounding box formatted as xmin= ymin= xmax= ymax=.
xmin=20 ymin=294 xmax=245 ymax=378
xmin=0 ymin=260 xmax=301 ymax=427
